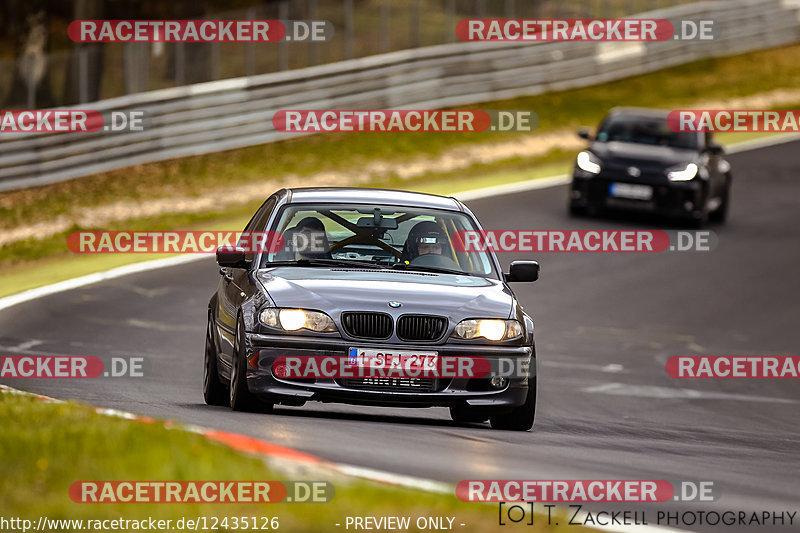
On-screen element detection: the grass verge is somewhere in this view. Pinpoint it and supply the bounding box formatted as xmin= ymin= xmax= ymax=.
xmin=0 ymin=391 xmax=582 ymax=533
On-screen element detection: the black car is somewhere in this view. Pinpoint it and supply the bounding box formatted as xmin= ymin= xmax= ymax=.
xmin=203 ymin=187 xmax=540 ymax=430
xmin=569 ymin=107 xmax=732 ymax=226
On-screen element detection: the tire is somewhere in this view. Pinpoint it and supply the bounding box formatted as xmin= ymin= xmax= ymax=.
xmin=203 ymin=316 xmax=228 ymax=406
xmin=568 ymin=203 xmax=588 ymax=217
xmin=449 ymin=404 xmax=489 ymax=424
xmin=230 ymin=317 xmax=271 ymax=413
xmin=685 ymin=207 xmax=708 ymax=229
xmin=709 ymin=179 xmax=730 ymax=224
xmin=490 ymin=378 xmax=537 ymax=431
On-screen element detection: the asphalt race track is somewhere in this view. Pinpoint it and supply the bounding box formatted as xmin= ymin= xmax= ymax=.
xmin=2 ymin=140 xmax=799 ymax=532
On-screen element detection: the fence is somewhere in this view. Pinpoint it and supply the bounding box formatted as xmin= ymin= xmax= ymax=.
xmin=0 ymin=0 xmax=798 ymax=192
xmin=0 ymin=0 xmax=703 ymax=108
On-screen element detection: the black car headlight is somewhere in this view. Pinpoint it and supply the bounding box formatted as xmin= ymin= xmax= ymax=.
xmin=576 ymin=151 xmax=602 ymax=174
xmin=259 ymin=308 xmax=337 ymax=332
xmin=451 ymin=319 xmax=523 ymax=341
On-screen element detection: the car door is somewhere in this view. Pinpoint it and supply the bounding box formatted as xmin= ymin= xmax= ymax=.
xmin=216 ymin=195 xmax=278 ymax=377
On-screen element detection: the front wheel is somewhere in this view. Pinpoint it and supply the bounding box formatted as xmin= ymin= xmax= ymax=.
xmin=203 ymin=317 xmax=228 ymax=406
xmin=450 ymin=404 xmax=489 ymax=424
xmin=490 ymin=379 xmax=537 ymax=431
xmin=230 ymin=318 xmax=272 ymax=413
xmin=709 ymin=179 xmax=731 ymax=223
xmin=568 ymin=203 xmax=588 ymax=217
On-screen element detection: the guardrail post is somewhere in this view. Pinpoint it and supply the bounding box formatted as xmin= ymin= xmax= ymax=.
xmin=309 ymin=0 xmax=320 ymax=66
xmin=344 ymin=0 xmax=354 ymax=60
xmin=380 ymin=0 xmax=390 ymax=53
xmin=175 ymin=43 xmax=185 ymax=85
xmin=476 ymin=0 xmax=486 ymax=18
xmin=246 ymin=7 xmax=256 ymax=75
xmin=505 ymin=0 xmax=515 ymax=18
xmin=410 ymin=0 xmax=420 ymax=48
xmin=446 ymin=0 xmax=455 ymax=43
xmin=78 ymin=46 xmax=88 ymax=104
xmin=280 ymin=0 xmax=290 ymax=70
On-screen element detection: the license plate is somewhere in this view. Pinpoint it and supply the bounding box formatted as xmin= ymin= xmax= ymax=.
xmin=609 ymin=182 xmax=653 ymax=200
xmin=348 ymin=348 xmax=438 ymax=371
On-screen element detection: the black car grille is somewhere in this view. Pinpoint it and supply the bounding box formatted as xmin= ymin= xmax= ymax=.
xmin=397 ymin=315 xmax=448 ymax=341
xmin=341 ymin=312 xmax=393 ymax=339
xmin=338 ymin=377 xmax=441 ymax=392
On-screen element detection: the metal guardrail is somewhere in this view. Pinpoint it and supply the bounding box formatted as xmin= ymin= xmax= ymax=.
xmin=0 ymin=0 xmax=798 ymax=192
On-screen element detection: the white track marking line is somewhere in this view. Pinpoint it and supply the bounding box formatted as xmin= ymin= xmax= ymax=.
xmin=584 ymin=382 xmax=797 ymax=404
xmin=4 ymin=339 xmax=44 ymax=352
xmin=0 ymin=254 xmax=205 ymax=311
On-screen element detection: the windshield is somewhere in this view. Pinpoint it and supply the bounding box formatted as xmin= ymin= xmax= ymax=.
xmin=260 ymin=203 xmax=498 ymax=278
xmin=597 ymin=115 xmax=698 ymax=149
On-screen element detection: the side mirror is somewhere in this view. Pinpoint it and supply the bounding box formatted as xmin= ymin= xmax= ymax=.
xmin=706 ymin=143 xmax=724 ymax=155
xmin=504 ymin=261 xmax=539 ymax=283
xmin=216 ymin=246 xmax=248 ymax=268
xmin=577 ymin=128 xmax=592 ymax=140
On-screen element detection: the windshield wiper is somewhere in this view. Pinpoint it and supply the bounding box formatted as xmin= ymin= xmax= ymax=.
xmin=391 ymin=263 xmax=475 ymax=276
xmin=264 ymin=258 xmax=388 ymax=270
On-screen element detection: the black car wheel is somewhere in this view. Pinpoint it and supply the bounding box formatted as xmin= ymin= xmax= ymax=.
xmin=685 ymin=205 xmax=709 ymax=228
xmin=203 ymin=315 xmax=228 ymax=406
xmin=568 ymin=203 xmax=588 ymax=217
xmin=449 ymin=404 xmax=490 ymax=424
xmin=489 ymin=378 xmax=537 ymax=431
xmin=709 ymin=178 xmax=731 ymax=223
xmin=230 ymin=317 xmax=271 ymax=412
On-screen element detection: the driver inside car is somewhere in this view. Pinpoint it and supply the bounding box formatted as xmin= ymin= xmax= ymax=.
xmin=277 ymin=216 xmax=332 ymax=260
xmin=403 ymin=221 xmax=461 ymax=270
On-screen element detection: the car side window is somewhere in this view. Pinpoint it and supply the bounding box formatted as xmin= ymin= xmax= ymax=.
xmin=239 ymin=195 xmax=278 ymax=262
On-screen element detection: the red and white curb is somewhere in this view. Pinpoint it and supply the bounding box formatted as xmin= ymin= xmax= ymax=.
xmin=0 ymin=384 xmax=690 ymax=532
xmin=0 ymin=384 xmax=448 ymax=491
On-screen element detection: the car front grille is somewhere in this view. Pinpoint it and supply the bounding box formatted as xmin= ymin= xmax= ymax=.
xmin=397 ymin=315 xmax=448 ymax=341
xmin=341 ymin=312 xmax=393 ymax=339
xmin=337 ymin=377 xmax=441 ymax=392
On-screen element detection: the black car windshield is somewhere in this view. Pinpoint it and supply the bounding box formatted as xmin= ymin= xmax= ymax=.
xmin=597 ymin=115 xmax=698 ymax=149
xmin=260 ymin=203 xmax=499 ymax=279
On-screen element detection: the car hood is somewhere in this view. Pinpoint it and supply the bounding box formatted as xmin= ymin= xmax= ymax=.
xmin=590 ymin=141 xmax=697 ymax=169
xmin=255 ymin=267 xmax=514 ymax=320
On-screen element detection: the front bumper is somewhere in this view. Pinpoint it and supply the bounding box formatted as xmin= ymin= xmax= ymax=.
xmin=244 ymin=333 xmax=534 ymax=409
xmin=570 ymin=172 xmax=706 ymax=220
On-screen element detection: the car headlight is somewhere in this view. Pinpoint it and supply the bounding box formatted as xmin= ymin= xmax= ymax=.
xmin=667 ymin=162 xmax=699 ymax=181
xmin=259 ymin=308 xmax=337 ymax=332
xmin=576 ymin=151 xmax=602 ymax=174
xmin=452 ymin=319 xmax=523 ymax=341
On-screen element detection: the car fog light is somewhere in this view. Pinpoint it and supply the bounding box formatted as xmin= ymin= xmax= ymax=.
xmin=684 ymin=201 xmax=694 ymax=211
xmin=572 ymin=190 xmax=582 ymax=199
xmin=490 ymin=376 xmax=508 ymax=389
